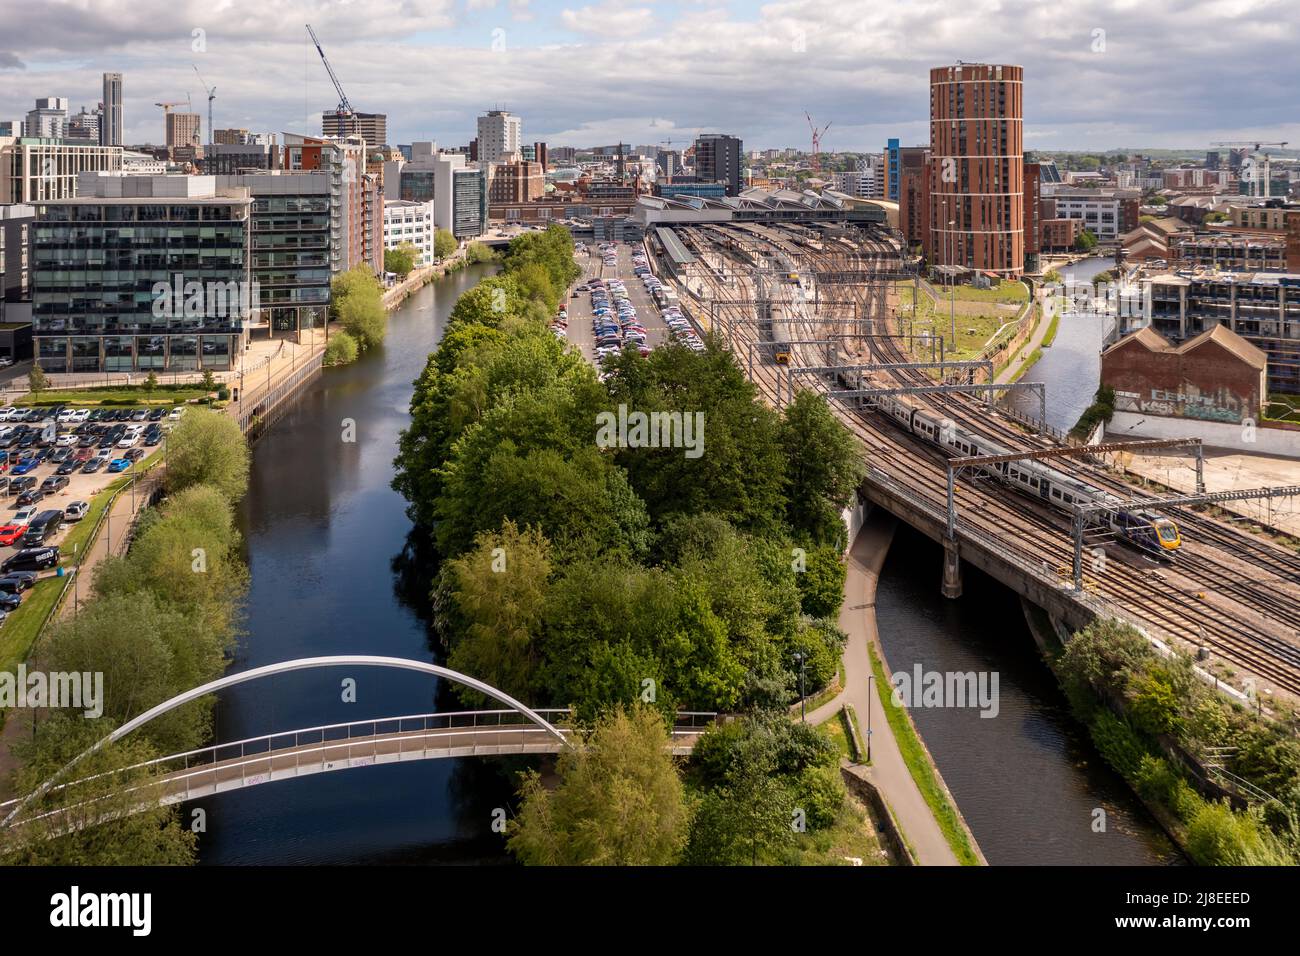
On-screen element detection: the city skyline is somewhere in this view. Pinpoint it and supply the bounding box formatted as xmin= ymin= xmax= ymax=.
xmin=0 ymin=0 xmax=1297 ymax=152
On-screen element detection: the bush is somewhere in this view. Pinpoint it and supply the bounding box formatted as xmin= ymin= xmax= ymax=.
xmin=324 ymin=331 xmax=359 ymax=366
xmin=162 ymin=408 xmax=250 ymax=502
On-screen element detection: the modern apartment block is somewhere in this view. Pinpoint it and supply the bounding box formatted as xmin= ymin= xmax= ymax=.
xmin=884 ymin=139 xmax=927 ymax=202
xmin=282 ymin=134 xmax=384 ymax=275
xmin=0 ymin=137 xmax=124 ymax=203
xmin=1143 ymin=270 xmax=1300 ymax=393
xmin=31 ymin=173 xmax=254 ymax=373
xmin=383 ymin=199 xmax=437 ymax=266
xmin=0 ymin=203 xmax=34 ymax=305
xmin=214 ymin=128 xmax=252 ymax=145
xmin=476 ymin=110 xmax=522 ymax=166
xmin=215 ymin=172 xmax=333 ymax=336
xmin=926 ymin=62 xmax=1024 ymax=276
xmin=322 ymin=111 xmax=387 ymax=149
xmin=693 ymin=133 xmax=743 ymax=197
xmin=1044 ymin=187 xmax=1140 ymax=241
xmin=201 ymin=142 xmax=283 ymax=175
xmin=101 ymin=72 xmax=123 ymax=147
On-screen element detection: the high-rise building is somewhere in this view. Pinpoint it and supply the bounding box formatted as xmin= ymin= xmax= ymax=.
xmin=884 ymin=139 xmax=928 ymax=202
xmin=101 ymin=72 xmax=123 ymax=146
xmin=321 ymin=111 xmax=387 ymax=148
xmin=214 ymin=128 xmax=251 ymax=145
xmin=65 ymin=106 xmax=102 ymax=144
xmin=282 ymin=134 xmax=384 ymax=274
xmin=693 ymin=133 xmax=743 ymax=197
xmin=476 ymin=110 xmax=522 ymax=166
xmin=166 ymin=112 xmax=202 ymax=151
xmin=25 ymin=98 xmax=69 ymax=138
xmin=926 ymin=62 xmax=1025 ymax=276
xmin=0 ymin=138 xmax=124 ymax=203
xmin=430 ymin=152 xmax=486 ymax=238
xmin=31 ymin=172 xmax=253 ymax=373
xmin=489 ymin=160 xmax=545 ymax=203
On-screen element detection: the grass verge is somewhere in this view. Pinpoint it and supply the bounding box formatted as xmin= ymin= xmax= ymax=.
xmin=867 ymin=641 xmax=981 ymax=865
xmin=1041 ymin=311 xmax=1061 ymax=348
xmin=16 ymin=387 xmax=207 ymax=407
xmin=0 ymin=577 xmax=66 ymax=681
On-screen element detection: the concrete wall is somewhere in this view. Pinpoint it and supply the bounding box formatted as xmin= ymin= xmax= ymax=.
xmin=1107 ymin=410 xmax=1300 ymax=458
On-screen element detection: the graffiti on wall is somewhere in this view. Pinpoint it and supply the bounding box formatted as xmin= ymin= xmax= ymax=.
xmin=1113 ymin=385 xmax=1250 ymax=424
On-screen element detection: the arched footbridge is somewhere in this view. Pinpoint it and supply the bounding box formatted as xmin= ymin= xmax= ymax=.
xmin=0 ymin=656 xmax=717 ymax=831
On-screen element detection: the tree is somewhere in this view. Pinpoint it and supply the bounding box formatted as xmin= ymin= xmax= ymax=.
xmin=1074 ymin=229 xmax=1098 ymax=253
xmin=384 ymin=242 xmax=418 ymax=278
xmin=779 ymin=390 xmax=864 ymax=546
xmin=143 ymin=371 xmax=158 ymax=394
xmin=339 ymin=290 xmax=387 ymax=350
xmin=323 ymin=330 xmax=359 ymax=366
xmin=465 ymin=241 xmax=494 ymax=264
xmin=433 ymin=228 xmax=458 ymax=261
xmin=444 ymin=520 xmax=552 ymax=703
xmin=200 ymin=368 xmax=217 ymax=393
xmin=0 ymin=715 xmax=196 ymax=866
xmin=795 ymin=544 xmax=847 ymax=618
xmin=28 ymin=364 xmax=47 ymax=396
xmin=508 ymin=706 xmax=691 ymax=865
xmin=161 ymin=408 xmax=250 ymax=502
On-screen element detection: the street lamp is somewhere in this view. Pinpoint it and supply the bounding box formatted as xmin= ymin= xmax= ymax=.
xmin=866 ymin=674 xmax=874 ymax=763
xmin=948 ymin=219 xmax=957 ymax=344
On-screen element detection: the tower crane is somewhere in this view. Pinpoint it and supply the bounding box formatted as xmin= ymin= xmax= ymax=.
xmin=306 ymin=23 xmax=356 ymax=136
xmin=806 ymin=112 xmax=831 ymax=174
xmin=1211 ymin=141 xmax=1289 ymax=198
xmin=193 ymin=64 xmax=216 ymax=145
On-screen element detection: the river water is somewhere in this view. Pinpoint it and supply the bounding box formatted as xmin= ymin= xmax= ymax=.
xmin=1008 ymin=257 xmax=1117 ymax=432
xmin=194 ymin=257 xmax=1176 ymax=865
xmin=194 ymin=263 xmax=521 ymax=865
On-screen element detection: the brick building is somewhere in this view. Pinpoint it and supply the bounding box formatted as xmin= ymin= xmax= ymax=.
xmin=1102 ymin=324 xmax=1266 ymax=425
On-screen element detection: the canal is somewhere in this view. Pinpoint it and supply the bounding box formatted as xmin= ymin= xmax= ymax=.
xmin=195 ymin=262 xmax=521 ymax=865
xmin=1008 ymin=256 xmax=1118 ymax=432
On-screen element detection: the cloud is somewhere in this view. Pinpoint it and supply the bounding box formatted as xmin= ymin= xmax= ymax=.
xmin=0 ymin=51 xmax=26 ymax=70
xmin=560 ymin=3 xmax=654 ymax=38
xmin=0 ymin=0 xmax=1294 ymax=150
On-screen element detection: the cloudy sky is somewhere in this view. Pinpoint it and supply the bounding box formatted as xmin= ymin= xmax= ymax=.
xmin=1 ymin=0 xmax=1297 ymax=154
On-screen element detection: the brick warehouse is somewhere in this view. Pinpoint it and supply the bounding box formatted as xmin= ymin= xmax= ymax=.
xmin=1101 ymin=324 xmax=1267 ymax=425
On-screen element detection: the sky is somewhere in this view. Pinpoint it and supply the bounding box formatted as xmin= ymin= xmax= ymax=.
xmin=0 ymin=0 xmax=1297 ymax=154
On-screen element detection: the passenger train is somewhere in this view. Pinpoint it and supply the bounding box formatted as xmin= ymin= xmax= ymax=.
xmin=876 ymin=392 xmax=1182 ymax=555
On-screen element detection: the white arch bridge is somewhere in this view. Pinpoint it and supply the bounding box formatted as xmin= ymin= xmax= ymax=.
xmin=0 ymin=656 xmax=717 ymax=831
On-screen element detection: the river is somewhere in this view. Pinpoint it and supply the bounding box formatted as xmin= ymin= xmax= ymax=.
xmin=195 ymin=263 xmax=521 ymax=865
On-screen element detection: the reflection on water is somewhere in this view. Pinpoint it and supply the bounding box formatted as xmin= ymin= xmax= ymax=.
xmin=874 ymin=523 xmax=1182 ymax=866
xmin=194 ymin=264 xmax=525 ymax=865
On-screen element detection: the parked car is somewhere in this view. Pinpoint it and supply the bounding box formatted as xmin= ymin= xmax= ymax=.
xmin=0 ymin=524 xmax=27 ymax=547
xmin=10 ymin=459 xmax=38 ymax=477
xmin=11 ymin=507 xmax=37 ymax=526
xmin=0 ymin=573 xmax=35 ymax=594
xmin=40 ymin=475 xmax=69 ymax=493
xmin=0 ymin=591 xmax=20 ymax=612
xmin=8 ymin=477 xmax=36 ymax=495
xmin=64 ymin=500 xmax=89 ymax=522
xmin=20 ymin=509 xmax=63 ymax=548
xmin=124 ymin=447 xmax=145 ymax=462
xmin=15 ymin=489 xmax=45 ymax=507
xmin=56 ymin=460 xmax=80 ymax=476
xmin=107 ymin=459 xmax=131 ymax=473
xmin=81 ymin=458 xmax=105 ymax=475
xmin=1 ymin=547 xmax=59 ymax=573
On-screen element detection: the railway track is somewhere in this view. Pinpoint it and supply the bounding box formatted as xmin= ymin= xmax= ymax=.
xmin=667 ymin=223 xmax=1300 ymax=700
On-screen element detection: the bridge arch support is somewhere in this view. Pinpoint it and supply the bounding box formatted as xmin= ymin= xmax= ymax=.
xmin=3 ymin=656 xmax=569 ymax=829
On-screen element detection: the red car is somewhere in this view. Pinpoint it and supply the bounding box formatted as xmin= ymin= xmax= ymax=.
xmin=0 ymin=524 xmax=28 ymax=547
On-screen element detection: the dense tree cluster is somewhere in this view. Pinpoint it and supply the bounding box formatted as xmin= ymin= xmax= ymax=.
xmin=394 ymin=225 xmax=864 ymax=720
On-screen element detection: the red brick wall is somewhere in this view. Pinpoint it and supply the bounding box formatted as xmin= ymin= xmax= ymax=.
xmin=1102 ymin=337 xmax=1263 ymax=423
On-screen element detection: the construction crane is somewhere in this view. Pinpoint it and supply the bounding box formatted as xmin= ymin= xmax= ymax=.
xmin=806 ymin=112 xmax=831 ymax=174
xmin=306 ymin=23 xmax=355 ymax=136
xmin=1211 ymin=140 xmax=1289 ymax=198
xmin=193 ymin=64 xmax=215 ymax=145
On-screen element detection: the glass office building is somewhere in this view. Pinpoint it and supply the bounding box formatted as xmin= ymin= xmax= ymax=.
xmin=32 ymin=177 xmax=253 ymax=373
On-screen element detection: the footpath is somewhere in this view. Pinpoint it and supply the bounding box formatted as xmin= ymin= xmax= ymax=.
xmin=807 ymin=511 xmax=969 ymax=865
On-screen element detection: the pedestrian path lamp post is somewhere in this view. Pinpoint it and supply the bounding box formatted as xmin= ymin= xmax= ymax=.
xmin=866 ymin=674 xmax=874 ymax=763
xmin=794 ymin=651 xmax=806 ymax=723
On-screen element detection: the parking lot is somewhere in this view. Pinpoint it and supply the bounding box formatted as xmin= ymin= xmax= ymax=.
xmin=0 ymin=404 xmax=180 ymax=568
xmin=561 ymin=240 xmax=683 ymax=366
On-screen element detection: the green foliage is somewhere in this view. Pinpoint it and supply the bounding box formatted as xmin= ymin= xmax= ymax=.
xmin=508 ymin=706 xmax=690 ymax=865
xmin=162 ymin=407 xmax=250 ymax=502
xmin=143 ymin=371 xmax=158 ymax=393
xmin=796 ymin=544 xmax=847 ymax=618
xmin=339 ymin=290 xmax=387 ymax=351
xmin=1129 ymin=669 xmax=1182 ymax=737
xmin=384 ymin=242 xmax=418 ymax=278
xmin=323 ymin=330 xmax=360 ymax=366
xmin=0 ymin=714 xmax=196 ymax=866
xmin=464 ymin=241 xmax=494 ymax=264
xmin=27 ymin=364 xmax=48 ymax=395
xmin=779 ymin=390 xmax=864 ymax=546
xmin=1073 ymin=228 xmax=1099 ymax=252
xmin=433 ymin=228 xmax=458 ymax=261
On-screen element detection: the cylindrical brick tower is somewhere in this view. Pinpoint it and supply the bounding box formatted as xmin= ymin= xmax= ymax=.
xmin=928 ymin=62 xmax=1024 ymax=276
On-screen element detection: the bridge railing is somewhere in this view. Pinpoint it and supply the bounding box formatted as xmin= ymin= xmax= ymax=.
xmin=0 ymin=709 xmax=721 ymax=821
